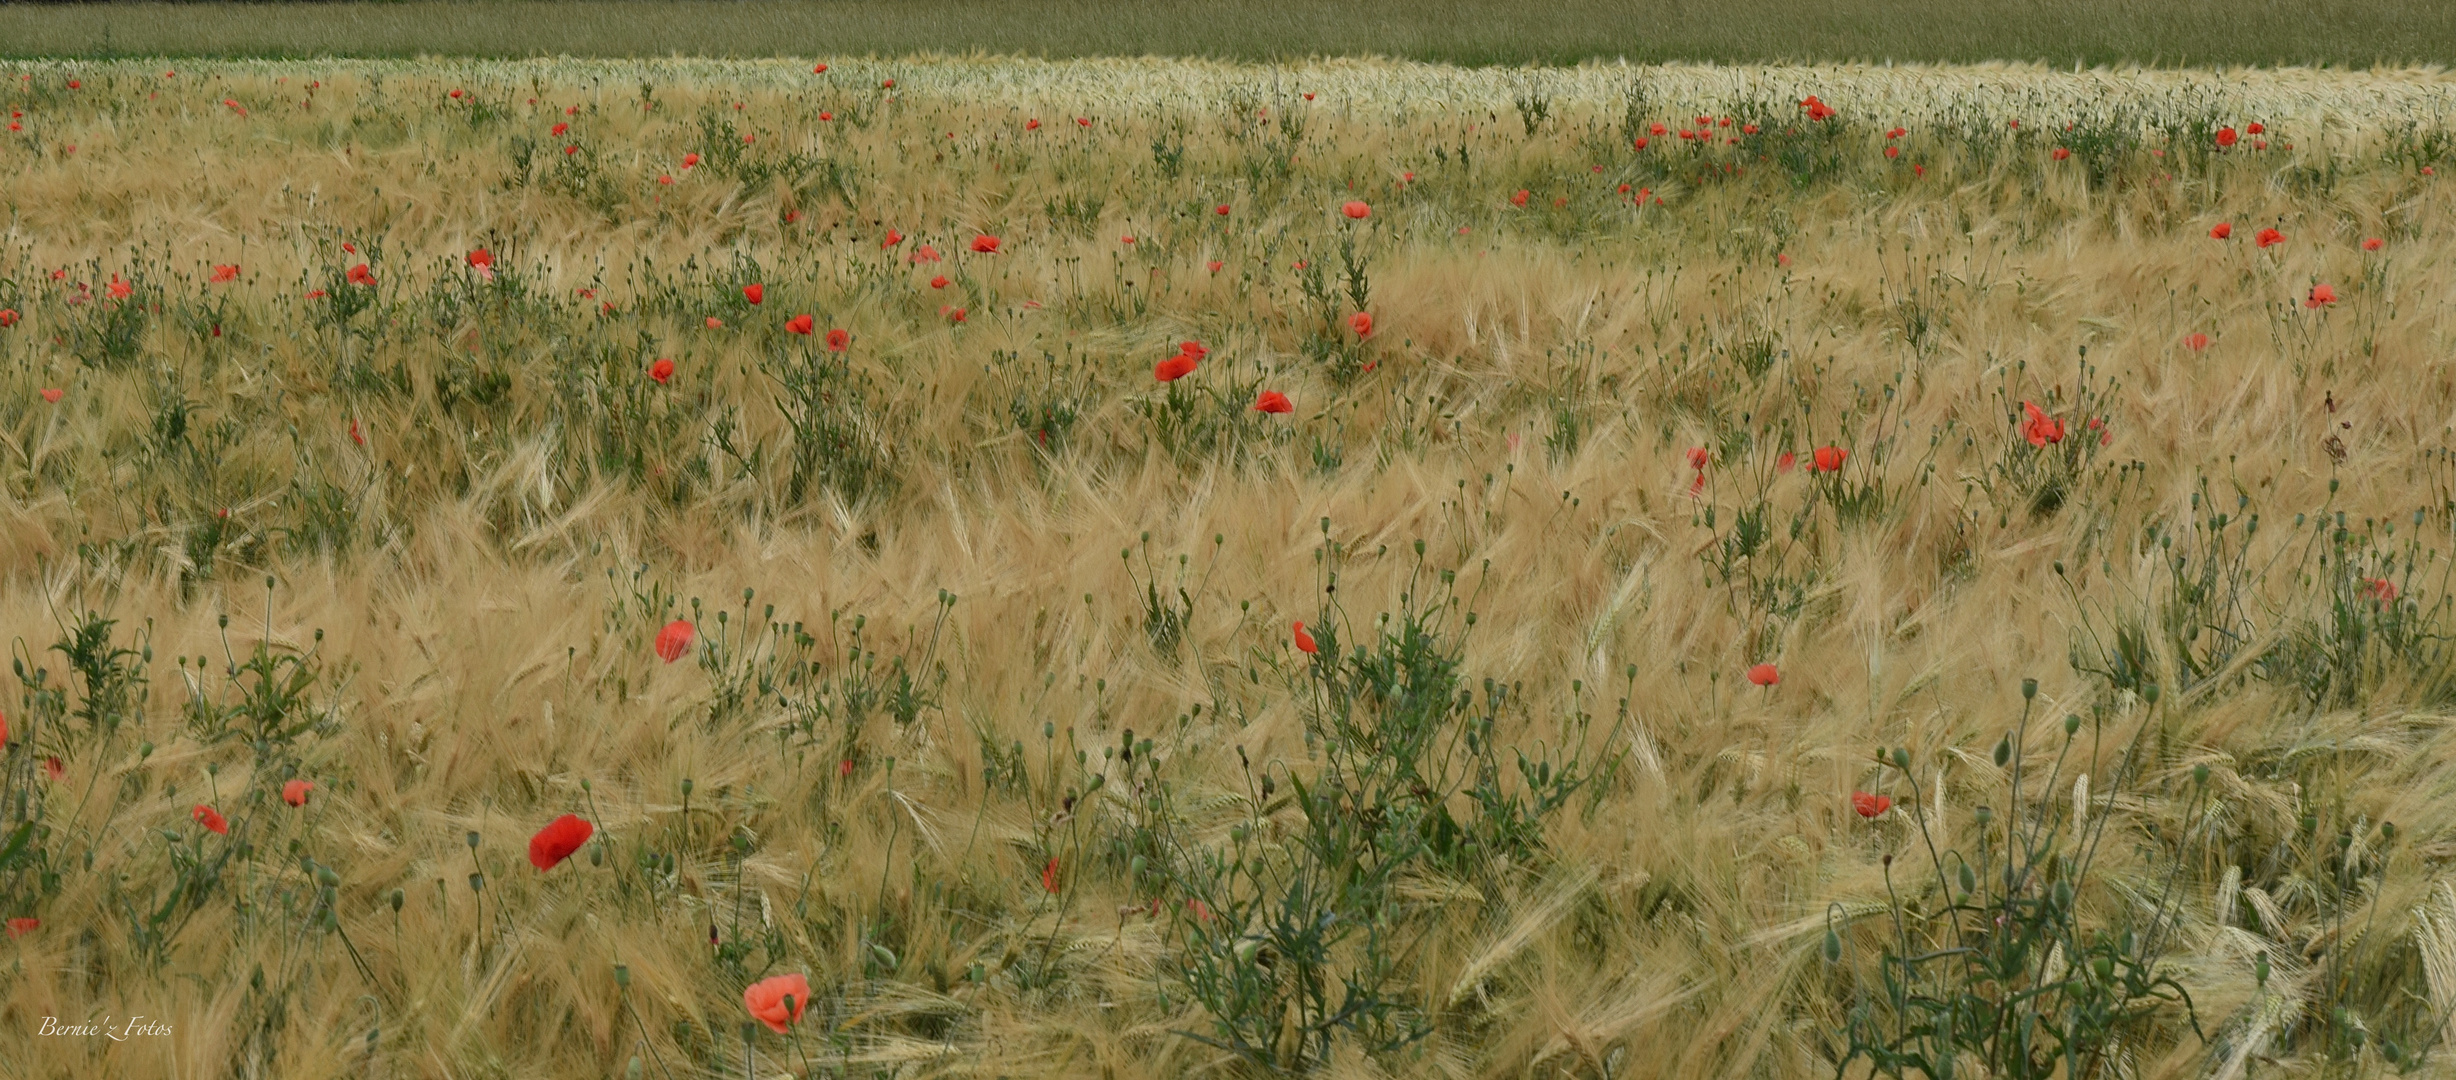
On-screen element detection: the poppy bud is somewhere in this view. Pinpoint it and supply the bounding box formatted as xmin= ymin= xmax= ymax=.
xmin=1890 ymin=747 xmax=1909 ymax=769
xmin=2064 ymin=714 xmax=2081 ymax=736
xmin=1993 ymin=738 xmax=2011 ymax=767
xmin=1822 ymin=928 xmax=1841 ymax=962
xmin=389 ymin=888 xmax=404 ymax=912
xmin=2021 ymin=677 xmax=2037 ymax=699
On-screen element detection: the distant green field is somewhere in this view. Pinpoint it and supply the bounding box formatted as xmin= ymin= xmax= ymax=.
xmin=2 ymin=0 xmax=2454 ymax=65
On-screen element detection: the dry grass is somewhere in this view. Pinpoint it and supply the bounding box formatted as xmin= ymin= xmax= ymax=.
xmin=0 ymin=56 xmax=2451 ymax=1078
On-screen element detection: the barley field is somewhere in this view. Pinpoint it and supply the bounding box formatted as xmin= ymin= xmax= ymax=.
xmin=0 ymin=56 xmax=2454 ymax=1080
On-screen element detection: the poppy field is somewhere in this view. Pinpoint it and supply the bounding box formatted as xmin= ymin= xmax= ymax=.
xmin=3 ymin=56 xmax=2456 ymax=1079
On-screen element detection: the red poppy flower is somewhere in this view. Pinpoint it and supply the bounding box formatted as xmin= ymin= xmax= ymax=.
xmin=107 ymin=277 xmax=132 ymax=300
xmin=1342 ymin=201 xmax=1371 ymax=219
xmin=565 ymin=145 xmax=578 ymax=156
xmin=2255 ymin=227 xmax=2284 ymax=249
xmin=657 ymin=174 xmax=674 ymax=186
xmin=2306 ymin=283 xmax=2337 ymax=308
xmin=2052 ymin=147 xmax=2071 ymax=161
xmin=1812 ymin=446 xmax=1846 ymax=472
xmin=1075 ymin=117 xmax=1089 ymax=127
xmin=969 ymin=235 xmax=1000 ymax=253
xmin=819 ymin=111 xmax=833 ymax=121
xmin=1207 ymin=260 xmax=1224 ymax=274
xmin=2363 ymin=237 xmax=2384 ymax=251
xmin=1511 ymin=189 xmax=1530 ymax=206
xmin=1025 ymin=118 xmax=1040 ymax=130
xmin=839 ymin=758 xmax=855 ymax=778
xmin=1776 ymin=450 xmax=1796 ymax=471
xmin=42 ymin=756 xmax=62 ymax=782
xmin=2365 ymin=576 xmax=2399 ymax=602
xmin=1851 ymin=791 xmax=1892 ymax=818
xmin=655 ymin=619 xmax=696 ymax=662
xmin=1215 ymin=204 xmax=1231 ymax=215
xmin=929 ymin=275 xmax=948 ymax=289
xmin=826 ymin=327 xmax=849 ymax=351
xmin=5 ymin=918 xmax=34 ymax=938
xmin=1292 ymin=621 xmax=1318 ymax=654
xmin=744 ymin=973 xmax=811 ymax=1033
xmin=882 ymin=229 xmax=903 ymax=247
xmin=1686 ymin=446 xmax=1709 ymax=470
xmin=347 ymin=263 xmax=375 ymax=286
xmin=1178 ymin=341 xmax=1208 ymax=362
xmin=786 ymin=314 xmax=815 ymax=335
xmin=2215 ymin=127 xmax=2238 ymax=148
xmin=1042 ymin=856 xmax=1061 ymax=892
xmin=2021 ymin=401 xmax=2065 ymax=446
xmin=1634 ymin=137 xmax=1650 ymax=150
xmin=449 ymin=89 xmax=463 ymax=99
xmin=742 ymin=283 xmax=763 ymax=305
xmin=649 ymin=358 xmax=676 ymax=384
xmin=1155 ymin=354 xmax=1197 ymax=381
xmin=193 ymin=804 xmax=229 ymax=835
xmin=706 ymin=316 xmax=723 ymax=329
xmin=682 ymin=152 xmax=700 ymax=169
xmin=349 ymin=418 xmax=364 ymax=445
xmin=2209 ymin=222 xmax=2232 ymax=240
xmin=2183 ymin=332 xmax=2209 ymax=351
xmin=813 ymin=63 xmax=828 ymax=73
xmin=1348 ymin=312 xmax=1372 ymax=337
xmin=468 ymin=248 xmax=494 ymax=269
xmin=944 ymin=307 xmax=967 ymax=323
xmin=912 ymin=245 xmax=942 ymax=263
xmin=0 ymin=310 xmax=17 ymax=328
xmin=528 ymin=813 xmax=593 ymax=871
xmin=282 ymin=779 xmax=313 ymax=807
xmin=1254 ymin=391 xmax=1292 ymax=413
xmin=551 ymin=122 xmax=568 ymax=136
xmin=2244 ymin=121 xmax=2263 ymax=135
xmin=211 ymin=264 xmax=240 ymax=283
xmin=1746 ymin=663 xmax=1779 ymax=686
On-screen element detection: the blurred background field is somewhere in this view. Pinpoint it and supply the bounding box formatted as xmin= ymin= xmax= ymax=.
xmin=2 ymin=0 xmax=2456 ymax=66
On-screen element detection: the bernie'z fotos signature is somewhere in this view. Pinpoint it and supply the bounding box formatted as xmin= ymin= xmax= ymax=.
xmin=37 ymin=1016 xmax=173 ymax=1040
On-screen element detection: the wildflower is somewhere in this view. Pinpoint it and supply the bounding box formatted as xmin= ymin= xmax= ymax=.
xmin=1154 ymin=353 xmax=1197 ymax=381
xmin=1342 ymin=201 xmax=1370 ymax=219
xmin=1042 ymin=856 xmax=1062 ymax=893
xmin=2307 ymin=283 xmax=2337 ymax=308
xmin=1812 ymin=446 xmax=1846 ymax=472
xmin=682 ymin=152 xmax=700 ymax=169
xmin=813 ymin=63 xmax=828 ymax=73
xmin=945 ymin=307 xmax=967 ymax=323
xmin=2183 ymin=332 xmax=2209 ymax=351
xmin=1686 ymin=446 xmax=1710 ymax=470
xmin=0 ymin=310 xmax=16 ymax=328
xmin=2052 ymin=147 xmax=2070 ymax=160
xmin=1292 ymin=621 xmax=1318 ymax=654
xmin=657 ymin=175 xmax=674 ymax=186
xmin=1207 ymin=261 xmax=1224 ymax=274
xmin=1885 ymin=126 xmax=1906 ymax=139
xmin=2248 ymin=122 xmax=2265 ymax=134
xmin=2365 ymin=577 xmax=2399 ymax=602
xmin=1747 ymin=663 xmax=1779 ymax=686
xmin=1852 ymin=791 xmax=1892 ymax=818
xmin=1075 ymin=117 xmax=1089 ymax=127
xmin=1884 ymin=146 xmax=1901 ymax=160
xmin=282 ymin=779 xmax=313 ymax=807
xmin=786 ymin=314 xmax=815 ymax=335
xmin=2215 ymin=126 xmax=2238 ymax=149
xmin=929 ymin=275 xmax=948 ymax=289
xmin=648 ymin=358 xmax=676 ymax=384
xmin=1178 ymin=341 xmax=1208 ymax=362
xmin=970 ymin=235 xmax=1000 ymax=253
xmin=1349 ymin=312 xmax=1373 ymax=338
xmin=193 ymin=805 xmax=229 ymax=835
xmin=1511 ymin=189 xmax=1530 ymax=206
xmin=468 ymin=248 xmax=494 ymax=271
xmin=655 ymin=619 xmax=696 ymax=662
xmin=2363 ymin=237 xmax=2384 ymax=251
xmin=1254 ymin=391 xmax=1293 ymax=414
xmin=1120 ymin=235 xmax=1135 ymax=244
xmin=349 ymin=418 xmax=365 ymax=445
xmin=5 ymin=918 xmax=35 ymax=938
xmin=882 ymin=229 xmax=903 ymax=247
xmin=107 ymin=277 xmax=131 ymax=299
xmin=1216 ymin=204 xmax=1231 ymax=215
xmin=211 ymin=264 xmax=240 ymax=283
xmin=1776 ymin=450 xmax=1796 ymax=471
xmin=2255 ymin=227 xmax=2284 ymax=249
xmin=826 ymin=328 xmax=850 ymax=351
xmin=2021 ymin=401 xmax=2065 ymax=446
xmin=742 ymin=283 xmax=763 ymax=305
xmin=347 ymin=263 xmax=376 ymax=286
xmin=551 ymin=122 xmax=568 ymax=136
xmin=839 ymin=758 xmax=854 ymax=778
xmin=1025 ymin=118 xmax=1040 ymax=130
xmin=528 ymin=814 xmax=594 ymax=871
xmin=912 ymin=245 xmax=942 ymax=263
xmin=43 ymin=757 xmax=62 ymax=782
xmin=743 ymin=973 xmax=812 ymax=1033
xmin=2209 ymin=222 xmax=2232 ymax=240
xmin=706 ymin=316 xmax=723 ymax=329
